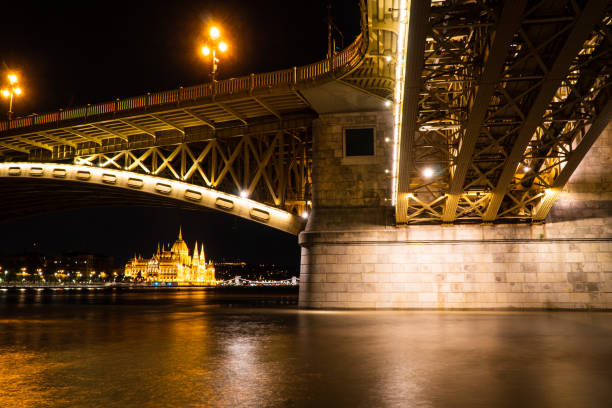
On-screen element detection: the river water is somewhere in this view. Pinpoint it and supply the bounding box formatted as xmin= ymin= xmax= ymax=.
xmin=1 ymin=289 xmax=611 ymax=408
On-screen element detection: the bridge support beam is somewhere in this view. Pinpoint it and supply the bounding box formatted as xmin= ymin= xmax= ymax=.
xmin=299 ymin=116 xmax=612 ymax=309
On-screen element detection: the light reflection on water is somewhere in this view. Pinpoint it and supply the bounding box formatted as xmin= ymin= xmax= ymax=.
xmin=0 ymin=289 xmax=611 ymax=408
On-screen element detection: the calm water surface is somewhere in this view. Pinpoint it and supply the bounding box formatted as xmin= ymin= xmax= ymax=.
xmin=1 ymin=289 xmax=611 ymax=408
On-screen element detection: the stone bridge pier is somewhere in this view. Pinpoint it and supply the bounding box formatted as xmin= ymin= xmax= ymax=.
xmin=299 ymin=111 xmax=612 ymax=309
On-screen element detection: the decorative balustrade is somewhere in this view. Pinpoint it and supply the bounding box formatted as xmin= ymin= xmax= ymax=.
xmin=0 ymin=32 xmax=366 ymax=133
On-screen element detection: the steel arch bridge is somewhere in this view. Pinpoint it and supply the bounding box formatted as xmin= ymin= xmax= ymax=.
xmin=0 ymin=0 xmax=611 ymax=232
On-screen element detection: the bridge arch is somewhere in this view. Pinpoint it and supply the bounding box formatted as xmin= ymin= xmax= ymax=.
xmin=0 ymin=162 xmax=303 ymax=234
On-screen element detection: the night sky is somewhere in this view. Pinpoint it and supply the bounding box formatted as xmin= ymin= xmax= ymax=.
xmin=0 ymin=0 xmax=361 ymax=266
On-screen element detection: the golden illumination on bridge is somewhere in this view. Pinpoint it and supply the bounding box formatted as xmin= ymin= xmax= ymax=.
xmin=391 ymin=0 xmax=410 ymax=206
xmin=0 ymin=162 xmax=302 ymax=234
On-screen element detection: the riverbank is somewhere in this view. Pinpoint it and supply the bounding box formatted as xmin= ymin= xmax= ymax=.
xmin=0 ymin=282 xmax=299 ymax=294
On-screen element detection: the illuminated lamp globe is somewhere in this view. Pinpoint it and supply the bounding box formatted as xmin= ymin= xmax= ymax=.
xmin=240 ymin=190 xmax=248 ymax=198
xmin=201 ymin=46 xmax=211 ymax=56
xmin=210 ymin=26 xmax=220 ymax=40
xmin=422 ymin=167 xmax=434 ymax=178
xmin=218 ymin=41 xmax=228 ymax=52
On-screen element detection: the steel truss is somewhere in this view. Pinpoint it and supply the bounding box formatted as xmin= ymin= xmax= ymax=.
xmin=399 ymin=0 xmax=611 ymax=224
xmin=72 ymin=122 xmax=312 ymax=216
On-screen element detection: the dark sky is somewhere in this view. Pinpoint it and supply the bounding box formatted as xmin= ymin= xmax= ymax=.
xmin=0 ymin=0 xmax=361 ymax=266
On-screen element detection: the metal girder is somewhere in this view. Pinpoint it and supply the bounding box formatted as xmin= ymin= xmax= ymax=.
xmin=182 ymin=109 xmax=215 ymax=130
xmin=119 ymin=119 xmax=157 ymax=138
xmin=0 ymin=141 xmax=28 ymax=153
xmin=396 ymin=0 xmax=431 ymax=224
xmin=442 ymin=0 xmax=527 ymax=222
xmin=39 ymin=132 xmax=78 ymax=148
xmin=217 ymin=103 xmax=248 ymax=125
xmin=64 ymin=128 xmax=102 ymax=145
xmin=150 ymin=114 xmax=185 ymax=134
xmin=253 ymin=97 xmax=281 ymax=119
xmin=533 ymin=97 xmax=612 ymax=221
xmin=483 ymin=0 xmax=610 ymax=221
xmin=14 ymin=136 xmax=53 ymax=152
xmin=68 ymin=122 xmax=312 ymax=216
xmin=89 ymin=123 xmax=129 ymax=141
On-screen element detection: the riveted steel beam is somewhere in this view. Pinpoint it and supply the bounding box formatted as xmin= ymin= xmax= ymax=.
xmin=150 ymin=114 xmax=185 ymax=134
xmin=14 ymin=136 xmax=53 ymax=151
xmin=89 ymin=123 xmax=129 ymax=141
xmin=442 ymin=0 xmax=527 ymax=222
xmin=217 ymin=103 xmax=248 ymax=125
xmin=533 ymin=97 xmax=612 ymax=221
xmin=119 ymin=119 xmax=157 ymax=138
xmin=39 ymin=132 xmax=78 ymax=149
xmin=0 ymin=141 xmax=29 ymax=153
xmin=483 ymin=0 xmax=609 ymax=222
xmin=64 ymin=128 xmax=102 ymax=145
xmin=396 ymin=0 xmax=431 ymax=224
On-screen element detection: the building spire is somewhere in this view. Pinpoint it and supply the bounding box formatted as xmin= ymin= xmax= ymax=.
xmin=200 ymin=243 xmax=205 ymax=263
xmin=193 ymin=241 xmax=199 ymax=258
xmin=178 ymin=225 xmax=183 ymax=240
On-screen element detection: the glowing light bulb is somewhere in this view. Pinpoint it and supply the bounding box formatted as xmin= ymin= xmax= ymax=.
xmin=201 ymin=46 xmax=211 ymax=56
xmin=385 ymin=55 xmax=392 ymax=62
xmin=218 ymin=41 xmax=228 ymax=52
xmin=210 ymin=27 xmax=220 ymax=40
xmin=8 ymin=74 xmax=17 ymax=84
xmin=240 ymin=190 xmax=248 ymax=198
xmin=422 ymin=167 xmax=434 ymax=178
xmin=301 ymin=211 xmax=308 ymax=219
xmin=14 ymin=87 xmax=22 ymax=95
xmin=0 ymin=89 xmax=9 ymax=98
xmin=385 ymin=100 xmax=392 ymax=107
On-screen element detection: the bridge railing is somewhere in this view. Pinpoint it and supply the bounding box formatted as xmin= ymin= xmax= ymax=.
xmin=0 ymin=31 xmax=366 ymax=134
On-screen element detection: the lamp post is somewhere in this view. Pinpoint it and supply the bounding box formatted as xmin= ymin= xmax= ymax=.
xmin=1 ymin=74 xmax=23 ymax=121
xmin=201 ymin=26 xmax=228 ymax=82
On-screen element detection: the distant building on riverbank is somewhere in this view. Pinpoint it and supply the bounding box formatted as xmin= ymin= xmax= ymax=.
xmin=124 ymin=228 xmax=216 ymax=284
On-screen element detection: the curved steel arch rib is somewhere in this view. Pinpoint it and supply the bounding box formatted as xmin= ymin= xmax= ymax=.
xmin=0 ymin=163 xmax=303 ymax=235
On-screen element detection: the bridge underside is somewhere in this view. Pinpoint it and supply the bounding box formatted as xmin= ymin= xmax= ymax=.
xmin=396 ymin=0 xmax=612 ymax=225
xmin=0 ymin=178 xmax=208 ymax=223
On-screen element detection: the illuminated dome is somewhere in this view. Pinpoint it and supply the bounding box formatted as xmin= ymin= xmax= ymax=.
xmin=170 ymin=227 xmax=189 ymax=254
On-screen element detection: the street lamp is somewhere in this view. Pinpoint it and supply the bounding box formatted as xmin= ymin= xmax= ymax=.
xmin=1 ymin=74 xmax=23 ymax=121
xmin=201 ymin=26 xmax=229 ymax=82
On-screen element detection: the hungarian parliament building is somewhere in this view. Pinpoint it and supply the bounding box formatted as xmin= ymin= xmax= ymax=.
xmin=124 ymin=228 xmax=216 ymax=284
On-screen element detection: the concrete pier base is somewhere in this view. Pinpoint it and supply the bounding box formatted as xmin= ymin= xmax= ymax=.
xmin=299 ymin=222 xmax=612 ymax=309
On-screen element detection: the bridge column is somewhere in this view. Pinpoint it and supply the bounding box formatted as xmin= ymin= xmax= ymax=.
xmin=299 ymin=119 xmax=612 ymax=309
